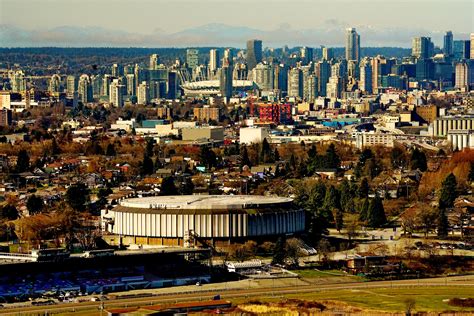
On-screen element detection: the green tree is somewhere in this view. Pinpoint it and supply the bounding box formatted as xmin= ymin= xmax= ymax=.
xmin=273 ymin=148 xmax=280 ymax=162
xmin=260 ymin=138 xmax=272 ymax=163
xmin=289 ymin=154 xmax=297 ymax=171
xmin=240 ymin=145 xmax=251 ymax=168
xmin=296 ymin=160 xmax=307 ymax=177
xmin=0 ymin=204 xmax=19 ymax=220
xmin=307 ymin=143 xmax=341 ymax=173
xmin=66 ymin=183 xmax=90 ymax=212
xmin=359 ymin=197 xmax=370 ymax=222
xmin=339 ymin=179 xmax=352 ymax=212
xmin=272 ymin=236 xmax=286 ymax=265
xmin=26 ymin=195 xmax=43 ymax=215
xmin=410 ymin=148 xmax=427 ymax=171
xmin=97 ymin=187 xmax=113 ymax=206
xmin=323 ymin=185 xmax=340 ymax=213
xmin=295 ymin=180 xmax=328 ymax=239
xmin=367 ymin=194 xmax=386 ymax=228
xmin=106 ymin=143 xmax=116 ymax=156
xmin=437 ymin=208 xmax=449 ymax=239
xmin=468 ymin=162 xmax=474 ymax=182
xmin=390 ymin=146 xmax=406 ymax=169
xmin=358 ymin=148 xmax=374 ymax=166
xmin=145 ymin=138 xmax=154 ymax=157
xmin=141 ymin=154 xmax=154 ymax=175
xmin=325 ymin=143 xmax=340 ymax=169
xmin=308 ymin=144 xmax=317 ymax=158
xmin=334 ymin=208 xmax=344 ymax=232
xmin=154 ymin=157 xmax=163 ymax=170
xmin=322 ymin=185 xmax=338 ymax=228
xmin=16 ymin=149 xmax=30 ymax=173
xmin=85 ymin=141 xmax=104 ymax=155
xmin=199 ymin=146 xmax=217 ymax=169
xmin=179 ymin=177 xmax=194 ymax=195
xmin=307 ymin=181 xmax=327 ymax=211
xmin=358 ymin=178 xmax=369 ymax=198
xmin=51 ymin=137 xmax=61 ymax=156
xmin=364 ymin=158 xmax=380 ymax=179
xmin=439 ymin=173 xmax=457 ymax=209
xmin=345 ymin=198 xmax=356 ymax=213
xmin=160 ymin=177 xmax=178 ymax=195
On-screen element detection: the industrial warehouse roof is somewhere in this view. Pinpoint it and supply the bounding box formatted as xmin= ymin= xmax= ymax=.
xmin=116 ymin=195 xmax=294 ymax=212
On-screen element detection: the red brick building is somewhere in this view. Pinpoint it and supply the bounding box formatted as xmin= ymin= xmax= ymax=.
xmin=258 ymin=103 xmax=292 ymax=124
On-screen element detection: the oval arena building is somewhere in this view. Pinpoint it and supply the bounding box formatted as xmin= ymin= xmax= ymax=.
xmin=102 ymin=195 xmax=305 ymax=247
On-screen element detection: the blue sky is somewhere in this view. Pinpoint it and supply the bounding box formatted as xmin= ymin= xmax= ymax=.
xmin=0 ymin=0 xmax=472 ymax=47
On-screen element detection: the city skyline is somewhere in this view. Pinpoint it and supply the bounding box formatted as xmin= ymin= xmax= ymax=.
xmin=1 ymin=0 xmax=474 ymax=313
xmin=0 ymin=0 xmax=472 ymax=47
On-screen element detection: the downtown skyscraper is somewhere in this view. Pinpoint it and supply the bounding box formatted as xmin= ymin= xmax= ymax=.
xmin=209 ymin=49 xmax=220 ymax=72
xmin=186 ymin=49 xmax=199 ymax=70
xmin=345 ymin=28 xmax=360 ymax=62
xmin=300 ymin=46 xmax=314 ymax=65
xmin=220 ymin=54 xmax=233 ymax=102
xmin=444 ymin=31 xmax=454 ymax=56
xmin=149 ymin=54 xmax=159 ymax=70
xmin=412 ymin=37 xmax=434 ymax=59
xmin=246 ymin=39 xmax=263 ymax=71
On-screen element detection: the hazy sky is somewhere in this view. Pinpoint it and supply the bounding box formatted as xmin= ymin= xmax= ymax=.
xmin=1 ymin=0 xmax=472 ymax=47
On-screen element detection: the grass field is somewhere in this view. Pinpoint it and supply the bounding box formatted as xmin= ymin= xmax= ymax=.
xmin=291 ymin=269 xmax=367 ymax=285
xmin=283 ymin=286 xmax=474 ymax=313
xmin=292 ymin=268 xmax=352 ymax=278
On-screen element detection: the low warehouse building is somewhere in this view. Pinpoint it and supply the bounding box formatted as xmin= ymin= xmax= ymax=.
xmin=102 ymin=195 xmax=305 ymax=247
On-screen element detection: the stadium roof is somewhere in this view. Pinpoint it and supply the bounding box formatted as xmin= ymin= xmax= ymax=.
xmin=118 ymin=195 xmax=293 ymax=211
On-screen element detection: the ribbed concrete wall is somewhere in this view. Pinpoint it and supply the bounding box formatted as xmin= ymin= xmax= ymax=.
xmin=110 ymin=210 xmax=305 ymax=238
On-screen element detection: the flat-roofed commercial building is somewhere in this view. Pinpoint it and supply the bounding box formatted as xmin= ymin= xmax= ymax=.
xmin=181 ymin=126 xmax=224 ymax=142
xmin=415 ymin=105 xmax=438 ymax=123
xmin=355 ymin=132 xmax=395 ymax=149
xmin=240 ymin=127 xmax=270 ymax=145
xmin=193 ymin=106 xmax=220 ymax=123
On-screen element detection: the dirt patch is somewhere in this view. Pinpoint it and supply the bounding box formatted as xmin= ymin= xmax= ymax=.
xmin=234 ymin=299 xmax=372 ymax=315
xmin=448 ymin=298 xmax=474 ymax=308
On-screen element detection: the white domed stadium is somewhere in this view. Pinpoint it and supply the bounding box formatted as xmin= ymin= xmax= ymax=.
xmin=102 ymin=195 xmax=305 ymax=247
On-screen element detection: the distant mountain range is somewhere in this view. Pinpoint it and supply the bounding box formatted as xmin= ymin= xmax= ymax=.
xmin=0 ymin=23 xmax=469 ymax=48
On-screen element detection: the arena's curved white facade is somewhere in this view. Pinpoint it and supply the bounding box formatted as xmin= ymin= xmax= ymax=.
xmin=103 ymin=195 xmax=305 ymax=240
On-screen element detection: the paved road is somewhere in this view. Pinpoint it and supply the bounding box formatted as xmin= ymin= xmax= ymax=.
xmin=1 ymin=275 xmax=473 ymax=315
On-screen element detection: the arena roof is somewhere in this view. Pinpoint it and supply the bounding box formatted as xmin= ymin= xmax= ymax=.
xmin=118 ymin=195 xmax=293 ymax=212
